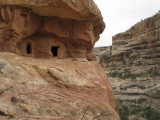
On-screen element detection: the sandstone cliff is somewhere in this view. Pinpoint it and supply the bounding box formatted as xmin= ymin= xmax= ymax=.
xmin=94 ymin=11 xmax=160 ymax=120
xmin=0 ymin=52 xmax=119 ymax=120
xmin=0 ymin=0 xmax=119 ymax=120
xmin=0 ymin=0 xmax=105 ymax=60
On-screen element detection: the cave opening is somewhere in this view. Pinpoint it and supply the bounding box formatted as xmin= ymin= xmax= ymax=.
xmin=27 ymin=43 xmax=32 ymax=54
xmin=51 ymin=46 xmax=59 ymax=57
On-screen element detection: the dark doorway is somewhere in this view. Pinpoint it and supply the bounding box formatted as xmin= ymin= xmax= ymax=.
xmin=51 ymin=46 xmax=59 ymax=57
xmin=27 ymin=43 xmax=32 ymax=54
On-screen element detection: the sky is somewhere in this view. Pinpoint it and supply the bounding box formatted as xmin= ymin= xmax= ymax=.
xmin=94 ymin=0 xmax=160 ymax=47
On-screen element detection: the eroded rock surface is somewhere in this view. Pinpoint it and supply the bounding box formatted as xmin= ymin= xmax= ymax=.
xmin=0 ymin=0 xmax=105 ymax=60
xmin=0 ymin=52 xmax=119 ymax=120
xmin=93 ymin=11 xmax=160 ymax=116
xmin=0 ymin=1 xmax=120 ymax=119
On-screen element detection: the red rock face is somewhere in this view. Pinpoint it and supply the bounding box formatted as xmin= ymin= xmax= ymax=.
xmin=0 ymin=1 xmax=119 ymax=120
xmin=0 ymin=53 xmax=119 ymax=120
xmin=0 ymin=6 xmax=99 ymax=60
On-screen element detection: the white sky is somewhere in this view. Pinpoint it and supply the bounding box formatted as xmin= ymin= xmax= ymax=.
xmin=94 ymin=0 xmax=160 ymax=47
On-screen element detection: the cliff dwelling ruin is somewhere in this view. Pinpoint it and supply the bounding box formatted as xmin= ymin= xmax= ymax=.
xmin=0 ymin=1 xmax=121 ymax=120
xmin=27 ymin=43 xmax=32 ymax=54
xmin=0 ymin=4 xmax=105 ymax=60
xmin=51 ymin=46 xmax=58 ymax=57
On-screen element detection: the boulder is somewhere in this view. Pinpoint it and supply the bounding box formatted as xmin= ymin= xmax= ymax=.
xmin=0 ymin=52 xmax=119 ymax=120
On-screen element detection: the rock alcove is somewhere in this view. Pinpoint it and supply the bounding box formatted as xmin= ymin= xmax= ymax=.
xmin=51 ymin=46 xmax=59 ymax=57
xmin=26 ymin=43 xmax=32 ymax=54
xmin=0 ymin=2 xmax=105 ymax=60
xmin=0 ymin=0 xmax=120 ymax=120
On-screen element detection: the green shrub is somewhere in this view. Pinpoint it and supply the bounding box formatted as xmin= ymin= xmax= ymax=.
xmin=141 ymin=106 xmax=160 ymax=120
xmin=113 ymin=87 xmax=117 ymax=90
xmin=118 ymin=72 xmax=123 ymax=79
xmin=142 ymin=40 xmax=148 ymax=44
xmin=154 ymin=84 xmax=157 ymax=86
xmin=109 ymin=69 xmax=145 ymax=80
xmin=130 ymin=107 xmax=141 ymax=115
xmin=129 ymin=61 xmax=133 ymax=66
xmin=149 ymin=68 xmax=153 ymax=74
xmin=139 ymin=73 xmax=146 ymax=77
xmin=110 ymin=71 xmax=118 ymax=77
xmin=118 ymin=105 xmax=129 ymax=120
xmin=122 ymin=69 xmax=139 ymax=80
xmin=112 ymin=64 xmax=117 ymax=67
xmin=130 ymin=74 xmax=138 ymax=80
xmin=122 ymin=60 xmax=126 ymax=65
xmin=117 ymin=105 xmax=160 ymax=120
xmin=131 ymin=106 xmax=160 ymax=120
xmin=120 ymin=114 xmax=129 ymax=120
xmin=149 ymin=66 xmax=160 ymax=77
xmin=138 ymin=86 xmax=146 ymax=89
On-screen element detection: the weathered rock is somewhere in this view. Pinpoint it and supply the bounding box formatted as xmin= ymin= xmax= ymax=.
xmin=0 ymin=52 xmax=119 ymax=120
xmin=112 ymin=12 xmax=160 ymax=62
xmin=93 ymin=11 xmax=160 ymax=116
xmin=0 ymin=1 xmax=119 ymax=119
xmin=0 ymin=0 xmax=105 ymax=27
xmin=0 ymin=0 xmax=105 ymax=60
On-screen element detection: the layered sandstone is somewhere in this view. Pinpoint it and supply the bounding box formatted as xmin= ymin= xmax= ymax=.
xmin=0 ymin=0 xmax=105 ymax=60
xmin=0 ymin=52 xmax=119 ymax=120
xmin=112 ymin=11 xmax=160 ymax=61
xmin=0 ymin=0 xmax=119 ymax=120
xmin=94 ymin=11 xmax=160 ymax=118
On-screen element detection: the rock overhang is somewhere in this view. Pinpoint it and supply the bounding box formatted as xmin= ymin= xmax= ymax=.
xmin=0 ymin=0 xmax=105 ymax=33
xmin=0 ymin=0 xmax=105 ymax=60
